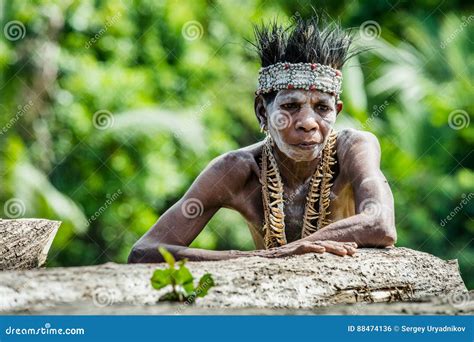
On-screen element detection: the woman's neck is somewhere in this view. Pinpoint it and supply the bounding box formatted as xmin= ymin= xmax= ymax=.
xmin=272 ymin=145 xmax=320 ymax=189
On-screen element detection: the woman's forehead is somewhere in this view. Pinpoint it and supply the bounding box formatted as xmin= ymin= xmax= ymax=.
xmin=274 ymin=89 xmax=334 ymax=102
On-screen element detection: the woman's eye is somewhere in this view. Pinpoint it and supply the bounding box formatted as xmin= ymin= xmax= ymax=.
xmin=282 ymin=103 xmax=299 ymax=109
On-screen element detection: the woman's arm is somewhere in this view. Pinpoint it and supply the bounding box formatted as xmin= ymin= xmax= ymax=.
xmin=299 ymin=129 xmax=396 ymax=247
xmin=128 ymin=151 xmax=252 ymax=263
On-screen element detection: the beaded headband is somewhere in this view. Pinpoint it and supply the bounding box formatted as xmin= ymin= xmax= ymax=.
xmin=256 ymin=62 xmax=343 ymax=97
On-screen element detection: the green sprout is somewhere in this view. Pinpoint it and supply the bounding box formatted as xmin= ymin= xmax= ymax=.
xmin=150 ymin=247 xmax=215 ymax=303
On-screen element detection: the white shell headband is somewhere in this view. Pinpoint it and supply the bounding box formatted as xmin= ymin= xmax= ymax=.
xmin=256 ymin=62 xmax=343 ymax=97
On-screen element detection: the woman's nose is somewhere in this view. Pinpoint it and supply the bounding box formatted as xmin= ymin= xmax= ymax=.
xmin=295 ymin=110 xmax=319 ymax=133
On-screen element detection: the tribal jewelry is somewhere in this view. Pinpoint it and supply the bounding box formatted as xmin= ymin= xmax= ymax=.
xmin=256 ymin=62 xmax=343 ymax=97
xmin=261 ymin=131 xmax=338 ymax=249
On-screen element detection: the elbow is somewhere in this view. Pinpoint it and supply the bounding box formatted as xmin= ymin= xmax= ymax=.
xmin=377 ymin=220 xmax=397 ymax=247
xmin=128 ymin=242 xmax=167 ymax=264
xmin=127 ymin=245 xmax=144 ymax=264
xmin=361 ymin=215 xmax=397 ymax=247
xmin=382 ymin=229 xmax=397 ymax=247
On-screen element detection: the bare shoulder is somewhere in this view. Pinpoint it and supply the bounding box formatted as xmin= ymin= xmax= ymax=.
xmin=205 ymin=141 xmax=263 ymax=187
xmin=336 ymin=128 xmax=381 ymax=162
xmin=335 ymin=128 xmax=383 ymax=184
xmin=336 ymin=128 xmax=380 ymax=149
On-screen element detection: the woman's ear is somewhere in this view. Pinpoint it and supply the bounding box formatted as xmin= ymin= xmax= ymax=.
xmin=254 ymin=95 xmax=268 ymax=130
xmin=336 ymin=100 xmax=343 ymax=115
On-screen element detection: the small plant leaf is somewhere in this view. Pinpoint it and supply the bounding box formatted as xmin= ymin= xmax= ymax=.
xmin=196 ymin=273 xmax=215 ymax=298
xmin=175 ymin=264 xmax=193 ymax=285
xmin=150 ymin=269 xmax=172 ymax=290
xmin=158 ymin=247 xmax=175 ymax=268
xmin=182 ymin=282 xmax=195 ymax=295
xmin=150 ymin=254 xmax=214 ymax=303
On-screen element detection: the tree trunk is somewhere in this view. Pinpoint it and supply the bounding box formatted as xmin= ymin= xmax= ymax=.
xmin=0 ymin=219 xmax=60 ymax=271
xmin=0 ymin=247 xmax=468 ymax=314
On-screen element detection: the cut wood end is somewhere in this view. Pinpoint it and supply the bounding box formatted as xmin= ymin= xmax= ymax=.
xmin=0 ymin=219 xmax=61 ymax=270
xmin=37 ymin=223 xmax=60 ymax=267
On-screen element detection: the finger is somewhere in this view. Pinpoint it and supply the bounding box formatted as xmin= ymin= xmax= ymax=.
xmin=295 ymin=242 xmax=318 ymax=255
xmin=344 ymin=246 xmax=357 ymax=256
xmin=319 ymin=240 xmax=337 ymax=244
xmin=307 ymin=245 xmax=326 ymax=254
xmin=319 ymin=241 xmax=357 ymax=248
xmin=299 ymin=243 xmax=326 ymax=254
xmin=320 ymin=243 xmax=347 ymax=256
xmin=343 ymin=242 xmax=358 ymax=251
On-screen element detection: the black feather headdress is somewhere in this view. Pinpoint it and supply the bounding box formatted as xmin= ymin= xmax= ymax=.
xmin=252 ymin=14 xmax=358 ymax=71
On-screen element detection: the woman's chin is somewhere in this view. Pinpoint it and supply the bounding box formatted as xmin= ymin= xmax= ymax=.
xmin=284 ymin=144 xmax=322 ymax=162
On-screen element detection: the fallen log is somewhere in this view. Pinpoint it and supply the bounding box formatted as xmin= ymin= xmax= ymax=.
xmin=11 ymin=292 xmax=473 ymax=315
xmin=0 ymin=219 xmax=60 ymax=271
xmin=0 ymin=247 xmax=468 ymax=313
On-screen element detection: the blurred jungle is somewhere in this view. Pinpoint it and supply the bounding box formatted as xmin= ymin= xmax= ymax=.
xmin=0 ymin=0 xmax=473 ymax=287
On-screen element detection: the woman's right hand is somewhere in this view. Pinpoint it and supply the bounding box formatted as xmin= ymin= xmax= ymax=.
xmin=262 ymin=240 xmax=357 ymax=258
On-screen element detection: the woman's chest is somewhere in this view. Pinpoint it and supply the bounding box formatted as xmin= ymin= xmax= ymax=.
xmin=235 ymin=173 xmax=355 ymax=244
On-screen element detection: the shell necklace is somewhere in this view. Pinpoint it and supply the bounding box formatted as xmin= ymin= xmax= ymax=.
xmin=260 ymin=130 xmax=338 ymax=249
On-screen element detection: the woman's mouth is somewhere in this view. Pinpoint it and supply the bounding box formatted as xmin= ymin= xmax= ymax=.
xmin=293 ymin=142 xmax=319 ymax=150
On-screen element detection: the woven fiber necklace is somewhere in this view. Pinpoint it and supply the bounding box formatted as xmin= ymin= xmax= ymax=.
xmin=261 ymin=130 xmax=338 ymax=249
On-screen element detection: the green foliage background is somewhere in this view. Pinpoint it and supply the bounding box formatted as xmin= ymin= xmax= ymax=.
xmin=1 ymin=1 xmax=473 ymax=287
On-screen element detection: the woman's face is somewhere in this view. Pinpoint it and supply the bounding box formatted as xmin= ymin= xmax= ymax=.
xmin=264 ymin=89 xmax=341 ymax=162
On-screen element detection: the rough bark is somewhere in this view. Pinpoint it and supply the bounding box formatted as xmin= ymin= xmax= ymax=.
xmin=0 ymin=219 xmax=60 ymax=271
xmin=0 ymin=247 xmax=468 ymax=314
xmin=13 ymin=292 xmax=473 ymax=315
